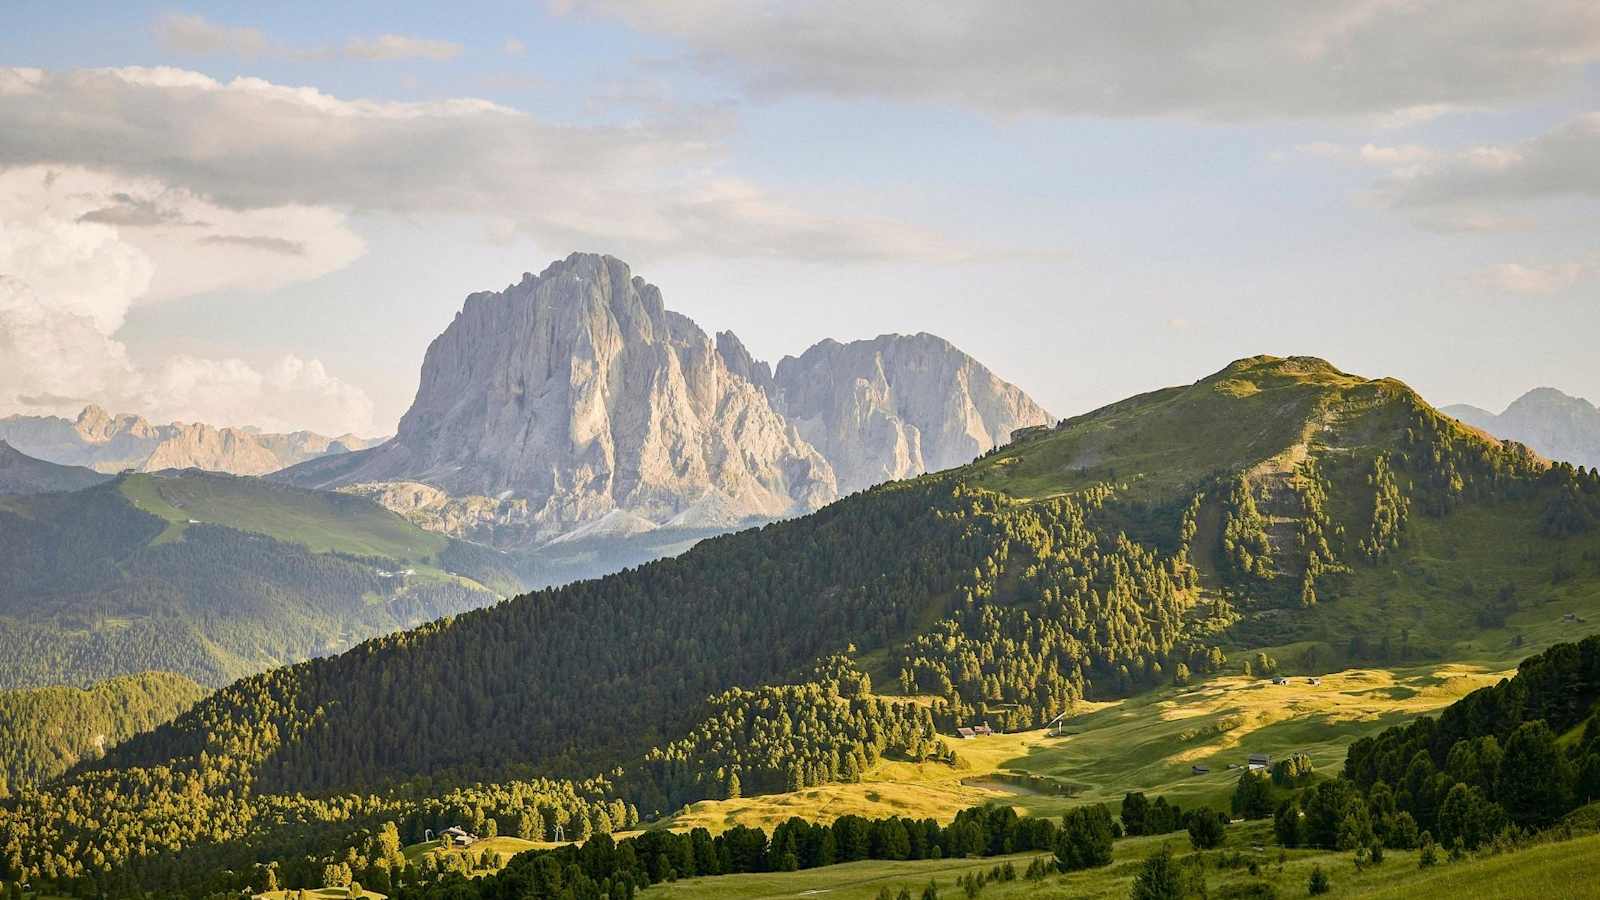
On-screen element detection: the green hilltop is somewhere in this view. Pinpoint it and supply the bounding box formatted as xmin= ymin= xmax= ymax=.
xmin=4 ymin=355 xmax=1600 ymax=898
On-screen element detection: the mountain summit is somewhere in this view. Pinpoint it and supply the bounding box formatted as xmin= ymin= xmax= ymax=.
xmin=772 ymin=333 xmax=1052 ymax=495
xmin=276 ymin=253 xmax=1051 ymax=556
xmin=1445 ymin=387 xmax=1600 ymax=469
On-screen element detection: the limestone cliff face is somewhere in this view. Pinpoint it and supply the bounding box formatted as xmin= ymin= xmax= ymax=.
xmin=284 ymin=254 xmax=838 ymax=544
xmin=140 ymin=426 xmax=381 ymax=476
xmin=770 ymin=333 xmax=1054 ymax=495
xmin=276 ymin=254 xmax=1052 ymax=552
xmin=140 ymin=424 xmax=288 ymax=475
xmin=336 ymin=481 xmax=535 ymax=548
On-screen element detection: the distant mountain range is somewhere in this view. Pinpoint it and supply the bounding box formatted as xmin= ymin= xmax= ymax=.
xmin=0 ymin=440 xmax=110 ymax=495
xmin=0 ymin=469 xmax=517 ymax=689
xmin=0 ymin=405 xmax=385 ymax=476
xmin=275 ymin=253 xmax=1051 ymax=581
xmin=1444 ymin=387 xmax=1600 ymax=469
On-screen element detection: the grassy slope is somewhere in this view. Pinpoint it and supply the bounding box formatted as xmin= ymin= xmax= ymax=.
xmin=0 ymin=470 xmax=521 ymax=689
xmin=646 ymin=824 xmax=1600 ymax=900
xmin=402 ymin=835 xmax=557 ymax=867
xmin=967 ymin=356 xmax=1377 ymax=503
xmin=116 ymin=471 xmax=520 ymax=594
xmin=656 ymin=660 xmax=1506 ymax=833
xmin=656 ymin=359 xmax=1600 ymax=833
xmin=1280 ymin=495 xmax=1600 ymax=665
xmin=119 ymin=472 xmax=450 ymax=561
xmin=249 ymin=883 xmax=387 ymax=890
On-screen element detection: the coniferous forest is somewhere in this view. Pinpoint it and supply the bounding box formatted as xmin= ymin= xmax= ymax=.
xmin=0 ymin=359 xmax=1595 ymax=899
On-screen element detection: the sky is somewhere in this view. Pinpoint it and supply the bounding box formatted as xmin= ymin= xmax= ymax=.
xmin=1 ymin=1 xmax=1598 ymax=437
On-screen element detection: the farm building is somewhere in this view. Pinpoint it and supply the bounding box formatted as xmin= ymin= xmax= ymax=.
xmin=440 ymin=826 xmax=478 ymax=848
xmin=956 ymin=727 xmax=976 ymax=739
xmin=1271 ymin=676 xmax=1289 ymax=686
xmin=1247 ymin=753 xmax=1270 ymax=771
xmin=973 ymin=724 xmax=994 ymax=736
xmin=1192 ymin=765 xmax=1211 ymax=775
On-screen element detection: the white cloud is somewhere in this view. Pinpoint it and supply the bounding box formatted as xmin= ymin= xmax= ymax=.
xmin=1 ymin=166 xmax=365 ymax=304
xmin=154 ymin=13 xmax=271 ymax=58
xmin=0 ymin=66 xmax=956 ymax=262
xmin=149 ymin=355 xmax=376 ymax=435
xmin=560 ymin=0 xmax=1600 ymax=119
xmin=0 ymin=166 xmax=377 ymax=434
xmin=1384 ymin=114 xmax=1600 ymax=208
xmin=0 ymin=276 xmax=141 ymax=413
xmin=1478 ymin=261 xmax=1589 ymax=295
xmin=155 ymin=14 xmax=460 ymax=64
xmin=1296 ymin=142 xmax=1439 ymax=170
xmin=344 ymin=34 xmax=463 ymax=62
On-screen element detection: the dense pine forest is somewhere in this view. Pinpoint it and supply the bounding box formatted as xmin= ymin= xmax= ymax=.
xmin=0 ymin=671 xmax=205 ymax=794
xmin=3 ymin=357 xmax=1600 ymax=898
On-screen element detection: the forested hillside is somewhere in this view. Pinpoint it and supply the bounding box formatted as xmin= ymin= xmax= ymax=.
xmin=0 ymin=472 xmax=517 ymax=688
xmin=0 ymin=672 xmax=205 ymax=794
xmin=4 ymin=356 xmax=1600 ymax=899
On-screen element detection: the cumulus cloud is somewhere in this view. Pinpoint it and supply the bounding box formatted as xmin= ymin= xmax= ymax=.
xmin=0 ymin=166 xmax=377 ymax=434
xmin=0 ymin=66 xmax=955 ymax=262
xmin=1478 ymin=261 xmax=1590 ymax=295
xmin=147 ymin=355 xmax=377 ymax=435
xmin=1 ymin=166 xmax=364 ymax=303
xmin=559 ymin=0 xmax=1600 ymax=119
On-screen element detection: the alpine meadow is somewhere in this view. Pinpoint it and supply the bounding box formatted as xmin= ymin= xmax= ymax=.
xmin=4 ymin=4 xmax=1600 ymax=900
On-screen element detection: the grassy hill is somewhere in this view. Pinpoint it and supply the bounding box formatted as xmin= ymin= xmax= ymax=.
xmin=6 ymin=355 xmax=1600 ymax=898
xmin=0 ymin=471 xmax=518 ymax=688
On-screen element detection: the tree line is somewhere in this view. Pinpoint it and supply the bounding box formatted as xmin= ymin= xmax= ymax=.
xmin=391 ymin=801 xmax=1104 ymax=900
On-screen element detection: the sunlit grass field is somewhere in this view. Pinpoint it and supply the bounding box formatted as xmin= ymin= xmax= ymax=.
xmin=647 ymin=824 xmax=1600 ymax=900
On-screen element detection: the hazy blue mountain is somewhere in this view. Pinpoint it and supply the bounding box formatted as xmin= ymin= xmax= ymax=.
xmin=1444 ymin=386 xmax=1600 ymax=468
xmin=0 ymin=441 xmax=111 ymax=495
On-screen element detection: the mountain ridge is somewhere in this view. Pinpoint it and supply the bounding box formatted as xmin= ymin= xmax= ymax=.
xmin=8 ymin=353 xmax=1600 ymax=898
xmin=0 ymin=440 xmax=112 ymax=495
xmin=112 ymin=355 xmax=1567 ymax=793
xmin=1444 ymin=385 xmax=1600 ymax=469
xmin=275 ymin=253 xmax=1053 ymax=561
xmin=0 ymin=404 xmax=386 ymax=476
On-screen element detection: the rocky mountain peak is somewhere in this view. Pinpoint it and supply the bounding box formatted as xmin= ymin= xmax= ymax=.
xmin=288 ymin=252 xmax=838 ymax=545
xmin=1447 ymin=386 xmax=1600 ymax=469
xmin=771 ymin=331 xmax=1053 ymax=494
xmin=2 ymin=407 xmax=377 ymax=476
xmin=276 ymin=253 xmax=1052 ymax=554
